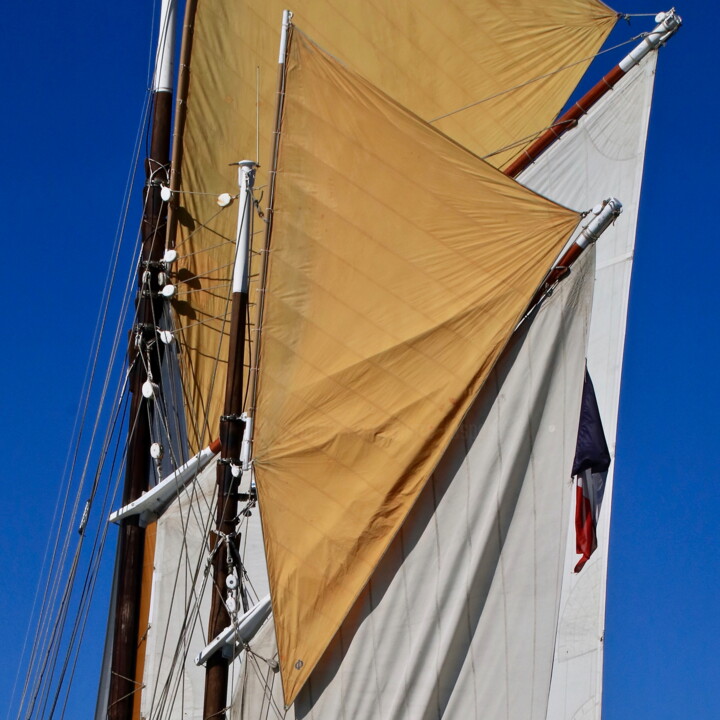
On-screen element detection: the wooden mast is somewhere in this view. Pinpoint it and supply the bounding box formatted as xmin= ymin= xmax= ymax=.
xmin=202 ymin=160 xmax=256 ymax=719
xmin=202 ymin=12 xmax=291 ymax=717
xmin=107 ymin=2 xmax=176 ymax=718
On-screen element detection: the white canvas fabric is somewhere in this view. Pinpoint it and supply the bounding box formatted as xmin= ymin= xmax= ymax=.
xmin=232 ymin=247 xmax=595 ymax=719
xmin=139 ymin=460 xmax=269 ymax=719
xmin=518 ymin=54 xmax=657 ymax=720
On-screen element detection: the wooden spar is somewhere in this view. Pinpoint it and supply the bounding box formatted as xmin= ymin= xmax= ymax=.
xmin=107 ymin=2 xmax=176 ymax=718
xmin=529 ymin=198 xmax=623 ymax=310
xmin=504 ymin=10 xmax=680 ymax=289
xmin=504 ymin=9 xmax=681 ymax=179
xmin=503 ymin=64 xmax=626 ymax=179
xmin=202 ymin=160 xmax=255 ymax=719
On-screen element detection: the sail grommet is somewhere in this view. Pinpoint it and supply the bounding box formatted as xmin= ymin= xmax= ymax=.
xmin=294 ymin=660 xmax=304 ymax=670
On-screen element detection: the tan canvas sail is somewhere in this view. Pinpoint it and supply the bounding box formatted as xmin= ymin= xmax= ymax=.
xmin=233 ymin=232 xmax=596 ymax=720
xmin=171 ymin=0 xmax=616 ymax=456
xmin=251 ymin=30 xmax=583 ymax=704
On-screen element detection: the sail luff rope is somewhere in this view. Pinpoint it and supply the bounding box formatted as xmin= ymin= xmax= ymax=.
xmin=427 ymin=34 xmax=642 ymax=124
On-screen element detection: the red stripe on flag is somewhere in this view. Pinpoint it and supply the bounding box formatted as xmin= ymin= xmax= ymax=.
xmin=574 ymin=478 xmax=596 ymax=573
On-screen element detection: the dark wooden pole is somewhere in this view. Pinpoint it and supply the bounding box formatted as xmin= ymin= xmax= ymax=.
xmin=202 ymin=159 xmax=257 ymax=719
xmin=107 ymin=86 xmax=173 ymax=720
xmin=503 ymin=65 xmax=627 ymax=179
xmin=203 ymin=287 xmax=248 ymax=719
xmin=504 ymin=10 xmax=680 ymax=179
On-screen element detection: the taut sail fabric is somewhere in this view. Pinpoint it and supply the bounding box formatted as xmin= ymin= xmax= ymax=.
xmin=518 ymin=53 xmax=658 ymax=719
xmin=251 ymin=31 xmax=582 ymax=704
xmin=171 ymin=0 xmax=616 ymax=455
xmin=234 ymin=239 xmax=596 ymax=720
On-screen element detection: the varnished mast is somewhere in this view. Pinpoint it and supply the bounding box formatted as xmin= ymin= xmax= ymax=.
xmin=107 ymin=2 xmax=176 ymax=718
xmin=202 ymin=160 xmax=256 ymax=719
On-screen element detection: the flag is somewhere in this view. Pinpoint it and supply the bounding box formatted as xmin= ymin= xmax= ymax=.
xmin=572 ymin=369 xmax=611 ymax=573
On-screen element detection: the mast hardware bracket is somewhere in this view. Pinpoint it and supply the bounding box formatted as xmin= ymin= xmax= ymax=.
xmin=142 ymin=259 xmax=167 ymax=269
xmin=195 ymin=595 xmax=272 ymax=666
xmin=221 ymin=413 xmax=245 ymax=423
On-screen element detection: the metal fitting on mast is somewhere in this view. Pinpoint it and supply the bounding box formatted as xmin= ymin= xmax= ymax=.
xmin=231 ymin=160 xmax=258 ymax=295
xmin=619 ymin=9 xmax=682 ymax=72
xmin=152 ymin=0 xmax=177 ymax=93
xmin=577 ymin=198 xmax=623 ymax=248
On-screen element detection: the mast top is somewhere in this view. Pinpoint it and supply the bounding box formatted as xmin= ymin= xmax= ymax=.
xmin=152 ymin=0 xmax=178 ymax=93
xmin=619 ymin=8 xmax=681 ymax=72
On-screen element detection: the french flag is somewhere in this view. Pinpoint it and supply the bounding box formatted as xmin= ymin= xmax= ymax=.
xmin=572 ymin=370 xmax=611 ymax=573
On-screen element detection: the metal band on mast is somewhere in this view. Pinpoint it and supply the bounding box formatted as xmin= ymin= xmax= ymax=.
xmin=107 ymin=2 xmax=176 ymax=718
xmin=504 ymin=9 xmax=681 ymax=179
xmin=528 ymin=198 xmax=623 ymax=309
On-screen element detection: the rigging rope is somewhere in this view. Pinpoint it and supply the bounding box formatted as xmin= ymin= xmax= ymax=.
xmin=11 ymin=71 xmax=155 ymax=720
xmin=427 ymin=34 xmax=643 ymax=124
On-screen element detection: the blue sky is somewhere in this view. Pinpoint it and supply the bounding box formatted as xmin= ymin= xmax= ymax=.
xmin=0 ymin=1 xmax=717 ymax=718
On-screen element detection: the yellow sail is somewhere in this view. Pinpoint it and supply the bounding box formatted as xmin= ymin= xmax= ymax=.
xmin=171 ymin=0 xmax=616 ymax=455
xmin=251 ymin=31 xmax=582 ymax=704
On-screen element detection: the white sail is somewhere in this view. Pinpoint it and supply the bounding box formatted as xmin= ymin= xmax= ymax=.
xmin=138 ymin=459 xmax=269 ymax=719
xmin=111 ymin=45 xmax=659 ymax=720
xmin=233 ymin=245 xmax=595 ymax=719
xmin=518 ymin=54 xmax=658 ymax=720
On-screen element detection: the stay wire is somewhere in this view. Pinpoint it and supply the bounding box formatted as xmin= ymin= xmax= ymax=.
xmin=13 ymin=79 xmax=153 ymax=720
xmin=427 ymin=34 xmax=643 ymax=124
